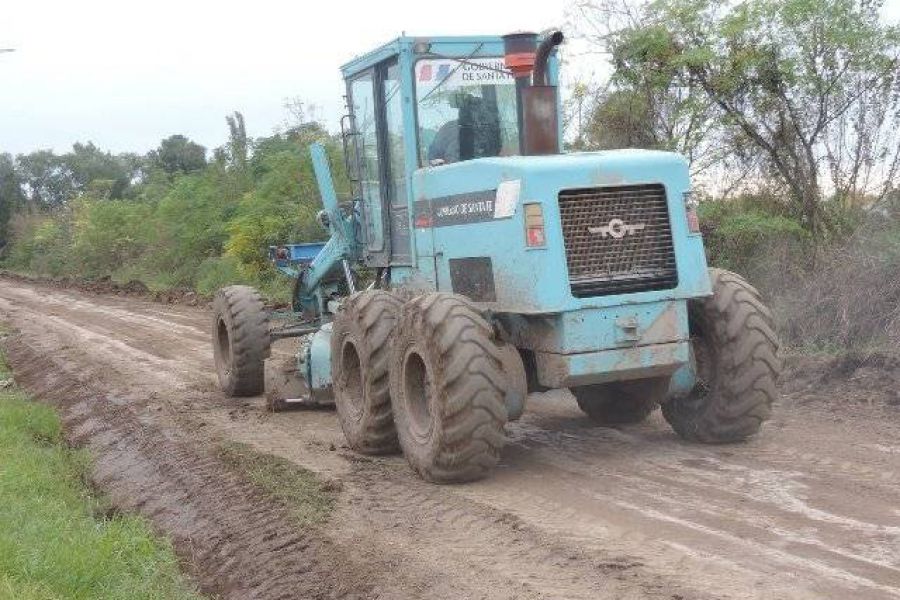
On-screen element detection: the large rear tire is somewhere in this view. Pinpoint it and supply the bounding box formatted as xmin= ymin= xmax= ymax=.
xmin=331 ymin=290 xmax=403 ymax=454
xmin=212 ymin=285 xmax=270 ymax=397
xmin=662 ymin=268 xmax=781 ymax=442
xmin=390 ymin=293 xmax=507 ymax=483
xmin=573 ymin=378 xmax=668 ymax=425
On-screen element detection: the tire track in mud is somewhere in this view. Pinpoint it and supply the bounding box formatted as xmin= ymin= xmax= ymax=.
xmin=497 ymin=411 xmax=900 ymax=598
xmin=333 ymin=456 xmax=705 ymax=600
xmin=203 ymin=408 xmax=709 ymax=600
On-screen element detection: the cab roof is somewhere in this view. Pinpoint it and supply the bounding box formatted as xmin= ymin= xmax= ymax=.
xmin=340 ymin=35 xmax=509 ymax=79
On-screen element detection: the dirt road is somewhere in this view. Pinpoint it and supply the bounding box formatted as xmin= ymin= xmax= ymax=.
xmin=1 ymin=278 xmax=899 ymax=600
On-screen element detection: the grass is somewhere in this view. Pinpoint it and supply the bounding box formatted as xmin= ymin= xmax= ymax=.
xmin=0 ymin=339 xmax=203 ymax=600
xmin=217 ymin=441 xmax=335 ymax=527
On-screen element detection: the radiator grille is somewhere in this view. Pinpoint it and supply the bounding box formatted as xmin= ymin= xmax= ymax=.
xmin=558 ymin=184 xmax=677 ymax=297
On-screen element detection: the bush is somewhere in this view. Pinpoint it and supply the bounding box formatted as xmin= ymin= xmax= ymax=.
xmin=780 ymin=211 xmax=900 ymax=352
xmin=72 ymin=198 xmax=152 ymax=277
xmin=696 ymin=193 xmax=900 ymax=354
xmin=194 ymin=256 xmax=254 ymax=296
xmin=699 ymin=196 xmax=810 ymax=298
xmin=224 ymin=136 xmax=328 ymax=274
xmin=4 ymin=213 xmax=72 ymax=277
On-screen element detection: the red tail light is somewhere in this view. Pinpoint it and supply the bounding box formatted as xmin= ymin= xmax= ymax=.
xmin=524 ymin=203 xmax=545 ymax=247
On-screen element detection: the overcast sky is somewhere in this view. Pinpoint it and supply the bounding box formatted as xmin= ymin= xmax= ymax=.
xmin=0 ymin=0 xmax=574 ymax=156
xmin=2 ymin=0 xmax=898 ymax=157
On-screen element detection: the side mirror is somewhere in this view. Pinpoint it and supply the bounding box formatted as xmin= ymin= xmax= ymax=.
xmin=340 ymin=114 xmax=360 ymax=182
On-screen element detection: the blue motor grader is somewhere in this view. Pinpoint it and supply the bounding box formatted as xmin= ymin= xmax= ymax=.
xmin=211 ymin=30 xmax=782 ymax=482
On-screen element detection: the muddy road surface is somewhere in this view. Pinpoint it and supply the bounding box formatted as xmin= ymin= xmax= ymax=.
xmin=1 ymin=278 xmax=899 ymax=600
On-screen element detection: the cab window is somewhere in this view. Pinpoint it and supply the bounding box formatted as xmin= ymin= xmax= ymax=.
xmin=349 ymin=72 xmax=384 ymax=252
xmin=383 ymin=61 xmax=406 ymax=205
xmin=415 ymin=58 xmax=519 ymax=166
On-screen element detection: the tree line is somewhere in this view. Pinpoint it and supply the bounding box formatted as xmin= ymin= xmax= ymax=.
xmin=0 ymin=109 xmax=349 ymax=300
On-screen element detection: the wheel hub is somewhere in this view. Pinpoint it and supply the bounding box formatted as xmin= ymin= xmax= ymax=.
xmin=402 ymin=349 xmax=434 ymax=443
xmin=216 ymin=317 xmax=232 ymax=375
xmin=339 ymin=339 xmax=365 ymax=420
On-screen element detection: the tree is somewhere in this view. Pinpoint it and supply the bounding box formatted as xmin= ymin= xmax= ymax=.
xmin=579 ymin=88 xmax=662 ymax=150
xmin=568 ymin=77 xmax=739 ymax=190
xmin=572 ymin=0 xmax=900 ymax=238
xmin=15 ymin=150 xmax=74 ymax=209
xmin=570 ymin=0 xmax=722 ymax=174
xmin=0 ymin=153 xmax=26 ymax=246
xmin=12 ymin=145 xmax=140 ymax=209
xmin=65 ymin=142 xmax=133 ymax=199
xmin=225 ymin=111 xmax=248 ymax=172
xmin=149 ymin=135 xmax=207 ymax=175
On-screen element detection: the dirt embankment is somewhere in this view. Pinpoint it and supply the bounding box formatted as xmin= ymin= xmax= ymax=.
xmin=2 ymin=320 xmax=378 ymax=599
xmin=0 ymin=270 xmax=205 ymax=306
xmin=1 ymin=276 xmax=900 ymax=600
xmin=782 ymin=352 xmax=900 ymax=409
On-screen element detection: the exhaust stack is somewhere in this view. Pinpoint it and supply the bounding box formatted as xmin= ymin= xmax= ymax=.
xmin=523 ymin=30 xmax=564 ymax=156
xmin=502 ymin=32 xmax=538 ymax=152
xmin=503 ymin=30 xmax=564 ymax=156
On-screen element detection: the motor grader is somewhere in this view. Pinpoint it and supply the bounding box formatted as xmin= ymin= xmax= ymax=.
xmin=211 ymin=30 xmax=782 ymax=483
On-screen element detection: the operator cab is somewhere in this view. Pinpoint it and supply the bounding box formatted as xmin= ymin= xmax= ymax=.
xmin=340 ymin=35 xmax=560 ymax=268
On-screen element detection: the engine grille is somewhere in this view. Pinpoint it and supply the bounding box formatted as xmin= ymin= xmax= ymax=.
xmin=558 ymin=184 xmax=677 ymax=297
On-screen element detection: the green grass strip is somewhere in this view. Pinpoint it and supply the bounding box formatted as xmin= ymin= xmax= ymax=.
xmin=217 ymin=441 xmax=335 ymax=528
xmin=0 ymin=344 xmax=203 ymax=600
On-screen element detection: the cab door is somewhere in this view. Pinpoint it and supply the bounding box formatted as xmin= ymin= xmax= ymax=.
xmin=348 ymin=71 xmax=387 ymax=265
xmin=381 ymin=59 xmax=412 ymax=265
xmin=347 ymin=58 xmax=411 ymax=267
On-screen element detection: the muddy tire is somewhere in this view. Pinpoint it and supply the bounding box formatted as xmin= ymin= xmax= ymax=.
xmin=662 ymin=268 xmax=781 ymax=443
xmin=331 ymin=290 xmax=403 ymax=454
xmin=212 ymin=285 xmax=270 ymax=397
xmin=573 ymin=378 xmax=668 ymax=425
xmin=390 ymin=293 xmax=507 ymax=483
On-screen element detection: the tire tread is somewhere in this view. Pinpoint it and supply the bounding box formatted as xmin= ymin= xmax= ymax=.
xmin=213 ymin=285 xmax=270 ymax=397
xmin=331 ymin=290 xmax=403 ymax=454
xmin=391 ymin=293 xmax=507 ymax=483
xmin=662 ymin=268 xmax=782 ymax=443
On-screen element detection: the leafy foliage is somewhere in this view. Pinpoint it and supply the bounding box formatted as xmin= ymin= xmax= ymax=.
xmin=149 ymin=135 xmax=208 ymax=175
xmin=699 ymin=194 xmax=810 ymax=291
xmin=1 ymin=112 xmax=347 ymax=296
xmin=571 ymin=0 xmax=900 ymax=237
xmin=0 ymin=153 xmax=25 ymax=246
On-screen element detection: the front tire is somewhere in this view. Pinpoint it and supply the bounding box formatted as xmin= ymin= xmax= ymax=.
xmin=573 ymin=378 xmax=668 ymax=425
xmin=390 ymin=293 xmax=507 ymax=483
xmin=662 ymin=269 xmax=781 ymax=443
xmin=212 ymin=285 xmax=270 ymax=397
xmin=331 ymin=290 xmax=403 ymax=454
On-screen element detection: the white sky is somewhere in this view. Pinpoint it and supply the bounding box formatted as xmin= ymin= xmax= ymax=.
xmin=1 ymin=0 xmax=898 ymax=157
xmin=0 ymin=0 xmax=571 ymax=156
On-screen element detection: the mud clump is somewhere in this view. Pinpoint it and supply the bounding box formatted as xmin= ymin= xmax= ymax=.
xmin=80 ymin=275 xmax=149 ymax=297
xmin=151 ymin=288 xmax=200 ymax=305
